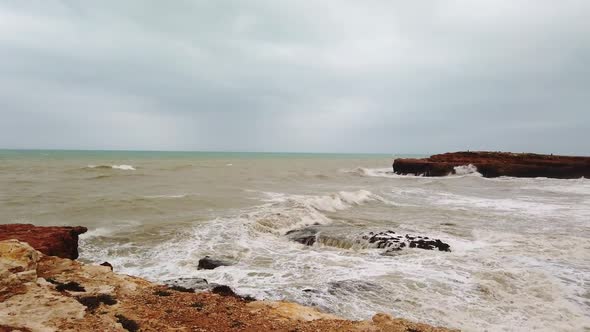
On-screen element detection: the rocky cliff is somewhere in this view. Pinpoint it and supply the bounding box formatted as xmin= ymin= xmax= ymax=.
xmin=393 ymin=151 xmax=590 ymax=178
xmin=0 ymin=224 xmax=87 ymax=259
xmin=0 ymin=226 xmax=456 ymax=332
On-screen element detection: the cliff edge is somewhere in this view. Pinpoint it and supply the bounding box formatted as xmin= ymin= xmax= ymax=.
xmin=393 ymin=151 xmax=590 ymax=178
xmin=0 ymin=224 xmax=87 ymax=259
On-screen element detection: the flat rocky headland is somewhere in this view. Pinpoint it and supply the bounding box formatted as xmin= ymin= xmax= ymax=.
xmin=393 ymin=151 xmax=590 ymax=178
xmin=0 ymin=224 xmax=455 ymax=332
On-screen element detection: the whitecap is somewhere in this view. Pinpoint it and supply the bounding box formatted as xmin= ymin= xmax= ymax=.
xmin=453 ymin=164 xmax=481 ymax=176
xmin=86 ymin=164 xmax=136 ymax=171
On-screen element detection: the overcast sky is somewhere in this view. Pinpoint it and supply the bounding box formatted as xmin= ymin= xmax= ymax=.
xmin=1 ymin=1 xmax=589 ymax=154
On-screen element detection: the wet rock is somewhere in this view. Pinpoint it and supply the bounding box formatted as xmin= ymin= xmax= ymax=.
xmin=286 ymin=226 xmax=451 ymax=255
xmin=366 ymin=231 xmax=451 ymax=254
xmin=197 ymin=256 xmax=232 ymax=270
xmin=285 ymin=228 xmax=319 ymax=246
xmin=164 ymin=277 xmax=209 ymax=291
xmin=287 ymin=227 xmax=451 ymax=254
xmin=211 ymin=285 xmax=256 ymax=302
xmin=0 ymin=224 xmax=87 ymax=259
xmin=328 ymin=280 xmax=384 ymax=295
xmin=393 ymin=151 xmax=590 ymax=178
xmin=99 ymin=261 xmax=113 ymax=270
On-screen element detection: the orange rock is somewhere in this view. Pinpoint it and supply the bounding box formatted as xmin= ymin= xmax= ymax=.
xmin=0 ymin=224 xmax=87 ymax=259
xmin=393 ymin=151 xmax=590 ymax=178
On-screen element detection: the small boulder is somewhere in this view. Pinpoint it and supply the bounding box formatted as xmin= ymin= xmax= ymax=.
xmin=197 ymin=256 xmax=231 ymax=270
xmin=164 ymin=277 xmax=209 ymax=291
xmin=285 ymin=228 xmax=319 ymax=246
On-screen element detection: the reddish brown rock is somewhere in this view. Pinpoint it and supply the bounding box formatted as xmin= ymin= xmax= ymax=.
xmin=0 ymin=224 xmax=87 ymax=259
xmin=393 ymin=151 xmax=590 ymax=178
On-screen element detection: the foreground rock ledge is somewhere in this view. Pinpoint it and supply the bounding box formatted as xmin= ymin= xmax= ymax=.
xmin=0 ymin=224 xmax=87 ymax=259
xmin=393 ymin=151 xmax=590 ymax=178
xmin=0 ymin=240 xmax=455 ymax=332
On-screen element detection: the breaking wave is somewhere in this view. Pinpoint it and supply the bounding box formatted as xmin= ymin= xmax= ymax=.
xmin=453 ymin=164 xmax=480 ymax=176
xmin=248 ymin=190 xmax=387 ymax=234
xmin=86 ymin=164 xmax=136 ymax=171
xmin=343 ymin=167 xmax=406 ymax=178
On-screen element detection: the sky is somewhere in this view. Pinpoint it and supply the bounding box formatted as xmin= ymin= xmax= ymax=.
xmin=0 ymin=1 xmax=589 ymax=155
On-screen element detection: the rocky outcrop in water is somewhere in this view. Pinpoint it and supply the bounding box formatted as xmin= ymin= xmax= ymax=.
xmin=393 ymin=151 xmax=590 ymax=178
xmin=0 ymin=239 xmax=456 ymax=332
xmin=198 ymin=256 xmax=232 ymax=270
xmin=0 ymin=224 xmax=87 ymax=259
xmin=364 ymin=231 xmax=451 ymax=253
xmin=286 ymin=227 xmax=451 ymax=254
xmin=286 ymin=228 xmax=319 ymax=246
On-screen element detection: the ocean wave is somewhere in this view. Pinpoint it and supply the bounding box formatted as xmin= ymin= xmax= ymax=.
xmin=344 ymin=165 xmax=483 ymax=179
xmin=453 ymin=164 xmax=481 ymax=176
xmin=262 ymin=189 xmax=383 ymax=212
xmin=342 ymin=167 xmax=407 ymax=179
xmin=86 ymin=164 xmax=136 ymax=171
xmin=246 ymin=190 xmax=387 ymax=234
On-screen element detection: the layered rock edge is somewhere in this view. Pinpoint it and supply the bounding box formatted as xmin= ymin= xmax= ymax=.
xmin=0 ymin=224 xmax=87 ymax=259
xmin=393 ymin=151 xmax=590 ymax=178
xmin=0 ymin=230 xmax=456 ymax=331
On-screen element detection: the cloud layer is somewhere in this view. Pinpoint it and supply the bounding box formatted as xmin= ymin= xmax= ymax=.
xmin=1 ymin=0 xmax=589 ymax=154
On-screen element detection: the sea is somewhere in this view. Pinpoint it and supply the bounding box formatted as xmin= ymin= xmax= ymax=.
xmin=1 ymin=149 xmax=588 ymax=331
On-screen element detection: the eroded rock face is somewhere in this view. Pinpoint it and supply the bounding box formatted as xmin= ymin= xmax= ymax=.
xmin=0 ymin=239 xmax=457 ymax=332
xmin=393 ymin=151 xmax=590 ymax=178
xmin=0 ymin=224 xmax=87 ymax=259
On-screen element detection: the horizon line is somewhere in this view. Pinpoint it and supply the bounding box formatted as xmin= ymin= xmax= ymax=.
xmin=0 ymin=148 xmax=425 ymax=156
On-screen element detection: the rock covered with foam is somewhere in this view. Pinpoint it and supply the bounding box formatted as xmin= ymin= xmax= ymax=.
xmin=363 ymin=231 xmax=451 ymax=253
xmin=286 ymin=227 xmax=451 ymax=253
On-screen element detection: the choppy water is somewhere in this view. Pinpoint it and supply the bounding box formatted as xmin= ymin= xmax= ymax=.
xmin=1 ymin=150 xmax=589 ymax=331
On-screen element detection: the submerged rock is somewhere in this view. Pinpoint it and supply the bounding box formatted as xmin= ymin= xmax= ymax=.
xmin=285 ymin=228 xmax=319 ymax=246
xmin=286 ymin=227 xmax=451 ymax=253
xmin=197 ymin=256 xmax=232 ymax=270
xmin=363 ymin=231 xmax=451 ymax=253
xmin=393 ymin=151 xmax=590 ymax=178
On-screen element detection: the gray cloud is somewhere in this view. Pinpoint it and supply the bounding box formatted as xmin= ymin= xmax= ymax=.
xmin=1 ymin=0 xmax=589 ymax=154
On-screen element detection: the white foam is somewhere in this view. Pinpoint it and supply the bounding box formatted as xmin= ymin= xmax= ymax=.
xmin=453 ymin=164 xmax=481 ymax=176
xmin=343 ymin=167 xmax=406 ymax=179
xmin=80 ymin=220 xmax=142 ymax=239
xmin=87 ymin=164 xmax=136 ymax=171
xmin=112 ymin=164 xmax=136 ymax=170
xmin=263 ymin=189 xmax=382 ymax=212
xmin=433 ymin=192 xmax=564 ymax=218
